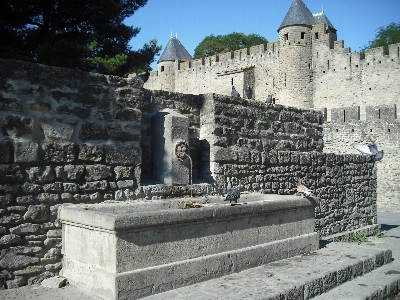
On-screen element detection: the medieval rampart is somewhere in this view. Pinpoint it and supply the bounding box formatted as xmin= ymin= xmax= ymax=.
xmin=323 ymin=104 xmax=400 ymax=212
xmin=313 ymin=43 xmax=400 ymax=117
xmin=0 ymin=59 xmax=378 ymax=289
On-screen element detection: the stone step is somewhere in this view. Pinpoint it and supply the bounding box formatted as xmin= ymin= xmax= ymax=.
xmin=142 ymin=242 xmax=393 ymax=300
xmin=311 ymin=262 xmax=400 ymax=300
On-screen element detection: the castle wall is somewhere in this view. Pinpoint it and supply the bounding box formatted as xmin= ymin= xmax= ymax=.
xmin=313 ymin=43 xmax=400 ymax=120
xmin=0 ymin=58 xmax=379 ymax=289
xmin=144 ymin=43 xmax=281 ymax=103
xmin=323 ymin=104 xmax=400 ymax=212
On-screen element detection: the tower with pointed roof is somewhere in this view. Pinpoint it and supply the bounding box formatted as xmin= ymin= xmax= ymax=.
xmin=157 ymin=35 xmax=193 ymax=92
xmin=278 ymin=0 xmax=315 ymax=108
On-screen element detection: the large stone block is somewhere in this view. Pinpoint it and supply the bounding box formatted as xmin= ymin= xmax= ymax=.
xmin=105 ymin=143 xmax=141 ymax=166
xmin=85 ymin=164 xmax=113 ymax=181
xmin=78 ymin=144 xmax=104 ymax=162
xmin=60 ymin=195 xmax=318 ymax=300
xmin=80 ymin=180 xmax=108 ymax=192
xmin=0 ymin=234 xmax=22 ymax=246
xmin=0 ymin=251 xmax=40 ymax=270
xmin=151 ymin=109 xmax=190 ymax=185
xmin=26 ymin=166 xmax=54 ymax=183
xmin=14 ymin=140 xmax=39 ymax=162
xmin=24 ymin=205 xmax=49 ymax=222
xmin=114 ymin=166 xmax=134 ymax=180
xmin=0 ymin=164 xmax=24 ymax=183
xmin=42 ymin=142 xmax=76 ymax=162
xmin=41 ymin=122 xmax=74 ymax=141
xmin=55 ymin=165 xmax=85 ymax=181
xmin=10 ymin=223 xmax=40 ymax=235
xmin=79 ymin=122 xmax=108 ymax=141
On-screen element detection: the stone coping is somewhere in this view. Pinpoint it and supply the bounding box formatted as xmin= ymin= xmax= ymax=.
xmin=59 ymin=194 xmax=317 ymax=231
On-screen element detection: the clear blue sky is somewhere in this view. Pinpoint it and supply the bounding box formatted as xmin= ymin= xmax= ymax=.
xmin=124 ymin=0 xmax=400 ymax=71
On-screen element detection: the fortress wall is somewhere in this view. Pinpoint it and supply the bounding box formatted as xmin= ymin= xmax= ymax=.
xmin=323 ymin=105 xmax=400 ymax=211
xmin=313 ymin=43 xmax=400 ymax=119
xmin=146 ymin=43 xmax=281 ymax=102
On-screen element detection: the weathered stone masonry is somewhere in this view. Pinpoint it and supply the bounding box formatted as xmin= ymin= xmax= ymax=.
xmin=0 ymin=59 xmax=377 ymax=289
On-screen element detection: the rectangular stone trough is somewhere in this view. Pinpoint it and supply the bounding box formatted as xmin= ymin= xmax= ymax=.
xmin=59 ymin=194 xmax=319 ymax=300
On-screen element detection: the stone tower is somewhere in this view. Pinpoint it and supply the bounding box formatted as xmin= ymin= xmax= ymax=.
xmin=278 ymin=0 xmax=315 ymax=109
xmin=157 ymin=35 xmax=193 ymax=92
xmin=312 ymin=8 xmax=337 ymax=50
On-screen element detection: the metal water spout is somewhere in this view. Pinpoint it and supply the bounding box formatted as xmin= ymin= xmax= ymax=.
xmin=175 ymin=141 xmax=193 ymax=197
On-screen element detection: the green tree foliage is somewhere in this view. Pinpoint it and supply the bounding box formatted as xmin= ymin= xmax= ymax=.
xmin=0 ymin=0 xmax=162 ymax=76
xmin=363 ymin=22 xmax=400 ymax=55
xmin=194 ymin=32 xmax=268 ymax=59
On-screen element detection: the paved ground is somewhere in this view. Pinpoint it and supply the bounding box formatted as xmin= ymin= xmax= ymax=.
xmin=0 ymin=211 xmax=399 ymax=300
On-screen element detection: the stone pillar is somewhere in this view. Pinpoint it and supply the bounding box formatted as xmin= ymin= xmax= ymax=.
xmin=151 ymin=109 xmax=189 ymax=185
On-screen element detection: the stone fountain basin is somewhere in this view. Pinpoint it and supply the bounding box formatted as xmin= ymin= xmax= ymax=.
xmin=59 ymin=194 xmax=318 ymax=300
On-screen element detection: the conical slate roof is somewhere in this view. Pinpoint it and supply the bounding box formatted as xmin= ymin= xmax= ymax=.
xmin=278 ymin=0 xmax=315 ymax=31
xmin=313 ymin=10 xmax=336 ymax=30
xmin=158 ymin=36 xmax=193 ymax=63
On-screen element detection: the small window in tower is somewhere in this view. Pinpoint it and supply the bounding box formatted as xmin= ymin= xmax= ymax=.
xmin=231 ymin=78 xmax=233 ymax=85
xmin=161 ymin=66 xmax=164 ymax=72
xmin=315 ymin=32 xmax=319 ymax=39
xmin=284 ymin=33 xmax=288 ymax=41
xmin=301 ymin=32 xmax=305 ymax=39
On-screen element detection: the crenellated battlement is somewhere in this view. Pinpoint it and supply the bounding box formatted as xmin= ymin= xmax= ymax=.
xmin=325 ymin=104 xmax=398 ymax=123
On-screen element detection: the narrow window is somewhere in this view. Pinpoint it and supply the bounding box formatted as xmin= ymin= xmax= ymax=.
xmin=398 ymin=47 xmax=399 ymax=57
xmin=350 ymin=56 xmax=352 ymax=65
xmin=284 ymin=74 xmax=286 ymax=87
xmin=301 ymin=32 xmax=305 ymax=39
xmin=231 ymin=78 xmax=233 ymax=85
xmin=327 ymin=60 xmax=330 ymax=69
xmin=388 ymin=128 xmax=391 ymax=133
xmin=378 ymin=109 xmax=381 ymax=119
xmin=315 ymin=32 xmax=319 ymax=39
xmin=284 ymin=33 xmax=288 ymax=41
xmin=161 ymin=66 xmax=164 ymax=72
xmin=343 ymin=110 xmax=346 ymax=122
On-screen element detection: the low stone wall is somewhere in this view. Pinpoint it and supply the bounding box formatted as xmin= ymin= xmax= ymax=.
xmin=200 ymin=94 xmax=377 ymax=236
xmin=0 ymin=59 xmax=377 ymax=289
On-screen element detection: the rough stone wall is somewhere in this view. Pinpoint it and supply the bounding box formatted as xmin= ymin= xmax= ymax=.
xmin=200 ymin=94 xmax=377 ymax=237
xmin=323 ymin=105 xmax=400 ymax=212
xmin=0 ymin=59 xmax=146 ymax=288
xmin=0 ymin=58 xmax=378 ymax=289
